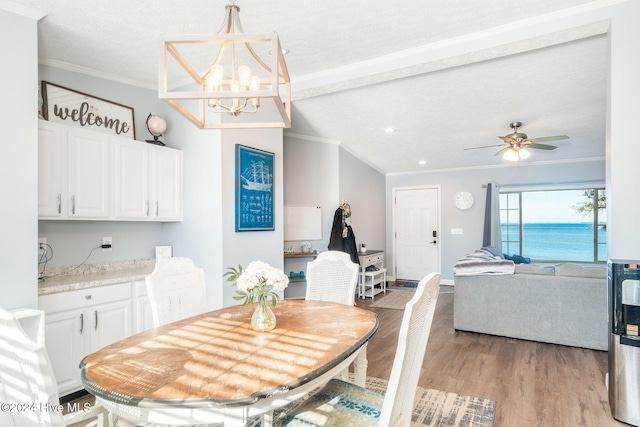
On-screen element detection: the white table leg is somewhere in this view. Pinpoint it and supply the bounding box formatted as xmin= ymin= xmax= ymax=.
xmin=223 ymin=407 xmax=248 ymax=426
xmin=261 ymin=409 xmax=274 ymax=427
xmin=353 ymin=343 xmax=368 ymax=387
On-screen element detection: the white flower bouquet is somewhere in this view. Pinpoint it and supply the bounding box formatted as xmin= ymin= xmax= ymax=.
xmin=224 ymin=261 xmax=289 ymax=308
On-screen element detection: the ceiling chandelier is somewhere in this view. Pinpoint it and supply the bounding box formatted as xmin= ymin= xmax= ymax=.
xmin=159 ymin=0 xmax=291 ymax=129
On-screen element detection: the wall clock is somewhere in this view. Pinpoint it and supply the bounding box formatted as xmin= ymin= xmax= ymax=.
xmin=455 ymin=191 xmax=475 ymax=210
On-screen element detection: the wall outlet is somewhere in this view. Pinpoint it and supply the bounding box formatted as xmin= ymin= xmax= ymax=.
xmin=102 ymin=236 xmax=112 ymax=252
xmin=38 ymin=237 xmax=47 ymax=250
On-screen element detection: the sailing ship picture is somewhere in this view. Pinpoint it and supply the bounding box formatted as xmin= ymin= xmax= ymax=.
xmin=235 ymin=145 xmax=275 ymax=231
xmin=241 ymin=160 xmax=272 ymax=192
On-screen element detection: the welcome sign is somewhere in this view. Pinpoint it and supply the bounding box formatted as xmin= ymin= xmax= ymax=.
xmin=42 ymin=81 xmax=136 ymax=139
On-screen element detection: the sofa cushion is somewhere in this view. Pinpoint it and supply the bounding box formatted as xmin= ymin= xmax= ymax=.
xmin=555 ymin=263 xmax=606 ymax=279
xmin=515 ymin=264 xmax=555 ymax=276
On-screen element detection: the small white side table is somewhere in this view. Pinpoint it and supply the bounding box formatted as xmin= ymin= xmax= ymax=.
xmin=359 ymin=268 xmax=387 ymax=299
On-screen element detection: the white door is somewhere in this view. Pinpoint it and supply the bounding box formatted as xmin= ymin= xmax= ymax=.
xmin=394 ymin=188 xmax=439 ymax=281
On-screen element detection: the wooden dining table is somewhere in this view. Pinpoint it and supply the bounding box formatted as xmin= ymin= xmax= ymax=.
xmin=80 ymin=299 xmax=378 ymax=426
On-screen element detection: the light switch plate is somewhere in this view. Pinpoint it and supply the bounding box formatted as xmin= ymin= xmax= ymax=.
xmin=156 ymin=246 xmax=173 ymax=259
xmin=451 ymin=228 xmax=463 ymax=235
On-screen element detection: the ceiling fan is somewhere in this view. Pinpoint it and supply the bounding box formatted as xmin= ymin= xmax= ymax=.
xmin=465 ymin=121 xmax=569 ymax=161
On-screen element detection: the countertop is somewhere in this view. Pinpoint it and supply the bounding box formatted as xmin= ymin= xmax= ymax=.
xmin=38 ymin=259 xmax=156 ymax=296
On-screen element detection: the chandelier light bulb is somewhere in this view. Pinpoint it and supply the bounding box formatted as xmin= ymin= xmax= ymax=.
xmin=206 ymin=65 xmax=224 ymax=91
xmin=503 ymin=148 xmax=519 ymax=162
xmin=238 ymin=65 xmax=252 ymax=89
xmin=250 ymin=76 xmax=261 ymax=107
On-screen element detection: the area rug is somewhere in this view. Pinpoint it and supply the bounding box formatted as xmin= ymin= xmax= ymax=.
xmin=363 ymin=376 xmax=496 ymax=427
xmin=261 ymin=376 xmax=495 ymax=427
xmin=370 ymin=290 xmax=416 ymax=309
xmin=391 ymin=279 xmax=419 ymax=288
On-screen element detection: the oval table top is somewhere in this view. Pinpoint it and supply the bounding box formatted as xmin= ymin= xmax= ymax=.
xmin=81 ymin=300 xmax=378 ymax=407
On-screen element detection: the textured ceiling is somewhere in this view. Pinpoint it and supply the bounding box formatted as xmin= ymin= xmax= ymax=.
xmin=6 ymin=0 xmax=610 ymax=174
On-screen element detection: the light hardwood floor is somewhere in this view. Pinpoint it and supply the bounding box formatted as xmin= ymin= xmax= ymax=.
xmin=70 ymin=286 xmax=625 ymax=426
xmin=359 ymin=286 xmax=625 ymax=427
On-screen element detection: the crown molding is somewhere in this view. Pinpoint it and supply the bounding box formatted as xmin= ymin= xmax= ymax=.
xmin=0 ymin=0 xmax=46 ymax=20
xmin=385 ymin=156 xmax=606 ymax=177
xmin=39 ymin=58 xmax=157 ymax=90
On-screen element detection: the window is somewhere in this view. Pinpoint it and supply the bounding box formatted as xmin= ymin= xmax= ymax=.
xmin=500 ymin=188 xmax=606 ymax=263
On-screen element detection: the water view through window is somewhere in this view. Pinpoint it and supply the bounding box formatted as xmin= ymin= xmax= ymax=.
xmin=500 ymin=189 xmax=606 ymax=263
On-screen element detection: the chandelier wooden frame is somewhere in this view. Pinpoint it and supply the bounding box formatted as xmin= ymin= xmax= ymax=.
xmin=159 ymin=32 xmax=291 ymax=129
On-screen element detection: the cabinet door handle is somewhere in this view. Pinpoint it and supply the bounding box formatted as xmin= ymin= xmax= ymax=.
xmin=71 ymin=195 xmax=75 ymax=215
xmin=80 ymin=313 xmax=84 ymax=334
xmin=57 ymin=194 xmax=61 ymax=214
xmin=94 ymin=310 xmax=98 ymax=331
xmin=146 ymin=200 xmax=150 ymax=217
xmin=155 ymin=201 xmax=159 ymax=217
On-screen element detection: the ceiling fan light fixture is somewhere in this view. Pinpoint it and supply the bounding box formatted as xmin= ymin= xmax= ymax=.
xmin=158 ymin=1 xmax=291 ymax=129
xmin=519 ymin=148 xmax=531 ymax=160
xmin=503 ymin=148 xmax=520 ymax=162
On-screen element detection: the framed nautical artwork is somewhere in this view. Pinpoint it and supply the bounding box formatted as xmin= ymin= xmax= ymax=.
xmin=235 ymin=144 xmax=275 ymax=232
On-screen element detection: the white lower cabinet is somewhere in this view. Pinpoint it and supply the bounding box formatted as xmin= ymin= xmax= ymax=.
xmin=39 ymin=282 xmax=139 ymax=396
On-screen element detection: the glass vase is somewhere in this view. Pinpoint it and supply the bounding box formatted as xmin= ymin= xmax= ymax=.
xmin=251 ymin=303 xmax=276 ymax=332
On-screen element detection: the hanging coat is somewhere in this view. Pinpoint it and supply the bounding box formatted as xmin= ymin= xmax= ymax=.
xmin=328 ymin=208 xmax=345 ymax=251
xmin=344 ymin=225 xmax=359 ymax=264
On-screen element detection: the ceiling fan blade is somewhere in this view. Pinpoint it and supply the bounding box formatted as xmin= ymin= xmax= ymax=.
xmin=527 ymin=143 xmax=557 ymax=150
xmin=499 ymin=136 xmax=516 ymax=143
xmin=526 ymin=135 xmax=569 ymax=143
xmin=464 ymin=144 xmax=507 ymax=150
xmin=494 ymin=147 xmax=511 ymax=157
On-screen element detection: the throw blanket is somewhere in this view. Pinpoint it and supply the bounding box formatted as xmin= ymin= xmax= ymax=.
xmin=453 ymin=249 xmax=515 ymax=276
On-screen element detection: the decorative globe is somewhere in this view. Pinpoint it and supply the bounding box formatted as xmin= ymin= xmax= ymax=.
xmin=146 ymin=114 xmax=167 ymax=146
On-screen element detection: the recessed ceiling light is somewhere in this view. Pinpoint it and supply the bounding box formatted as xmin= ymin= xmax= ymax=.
xmin=418 ymin=160 xmax=427 ymax=165
xmin=384 ymin=127 xmax=395 ymax=133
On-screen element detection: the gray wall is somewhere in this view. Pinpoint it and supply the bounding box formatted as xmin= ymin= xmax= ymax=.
xmin=386 ymin=159 xmax=605 ymax=283
xmin=282 ymin=135 xmax=386 ymax=259
xmin=0 ymin=9 xmax=39 ymax=310
xmin=339 ymin=148 xmax=386 ymax=252
xmin=607 ymin=1 xmax=640 ymax=261
xmin=283 ymin=136 xmax=339 ymax=252
xmin=220 ymin=126 xmax=284 ymax=308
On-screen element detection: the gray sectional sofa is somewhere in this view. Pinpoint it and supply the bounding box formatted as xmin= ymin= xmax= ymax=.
xmin=453 ymin=248 xmax=608 ymax=351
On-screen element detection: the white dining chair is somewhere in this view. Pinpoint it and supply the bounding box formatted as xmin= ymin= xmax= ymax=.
xmin=0 ymin=309 xmax=110 ymax=427
xmin=275 ymin=271 xmax=441 ymax=427
xmin=145 ymin=257 xmax=208 ymax=327
xmin=305 ymin=250 xmax=360 ymax=306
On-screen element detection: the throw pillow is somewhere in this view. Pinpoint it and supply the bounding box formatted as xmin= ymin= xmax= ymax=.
xmin=504 ymin=254 xmax=531 ymax=264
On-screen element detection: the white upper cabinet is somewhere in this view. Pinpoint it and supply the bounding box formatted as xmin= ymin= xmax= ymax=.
xmin=38 ymin=120 xmax=182 ymax=221
xmin=38 ymin=121 xmax=67 ymax=218
xmin=67 ymin=127 xmax=110 ymax=218
xmin=112 ymin=138 xmax=183 ymax=221
xmin=150 ymin=145 xmax=183 ymax=221
xmin=113 ymin=138 xmax=151 ymax=219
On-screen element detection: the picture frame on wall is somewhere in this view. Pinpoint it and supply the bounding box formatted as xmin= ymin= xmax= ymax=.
xmin=41 ymin=81 xmax=136 ymax=139
xmin=235 ymin=144 xmax=275 ymax=232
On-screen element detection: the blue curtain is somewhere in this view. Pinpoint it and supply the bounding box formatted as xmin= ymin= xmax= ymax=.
xmin=482 ymin=183 xmax=502 ymax=252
